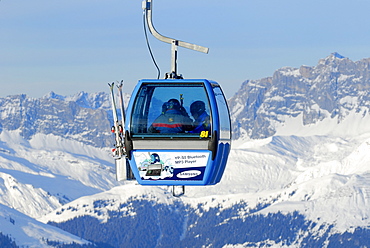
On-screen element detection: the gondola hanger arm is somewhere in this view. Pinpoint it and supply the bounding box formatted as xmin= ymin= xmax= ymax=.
xmin=142 ymin=0 xmax=209 ymax=54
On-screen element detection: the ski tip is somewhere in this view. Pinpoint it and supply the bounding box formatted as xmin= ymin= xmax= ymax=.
xmin=116 ymin=80 xmax=124 ymax=88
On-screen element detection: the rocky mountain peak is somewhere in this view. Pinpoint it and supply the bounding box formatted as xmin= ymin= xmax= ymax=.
xmin=228 ymin=53 xmax=370 ymax=139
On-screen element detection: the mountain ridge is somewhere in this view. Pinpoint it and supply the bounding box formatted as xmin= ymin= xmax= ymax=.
xmin=229 ymin=52 xmax=370 ymax=140
xmin=1 ymin=53 xmax=370 ymax=247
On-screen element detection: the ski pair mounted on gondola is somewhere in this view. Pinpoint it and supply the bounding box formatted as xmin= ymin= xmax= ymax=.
xmin=109 ymin=0 xmax=231 ymax=196
xmin=108 ymin=81 xmax=135 ymax=181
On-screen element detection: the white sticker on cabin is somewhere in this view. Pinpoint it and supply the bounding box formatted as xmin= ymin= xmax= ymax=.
xmin=133 ymin=151 xmax=210 ymax=180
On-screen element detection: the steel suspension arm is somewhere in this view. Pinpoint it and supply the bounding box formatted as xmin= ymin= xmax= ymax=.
xmin=143 ymin=0 xmax=209 ymax=54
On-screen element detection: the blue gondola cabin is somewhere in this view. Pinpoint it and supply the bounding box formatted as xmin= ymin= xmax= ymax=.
xmin=123 ymin=79 xmax=231 ymax=186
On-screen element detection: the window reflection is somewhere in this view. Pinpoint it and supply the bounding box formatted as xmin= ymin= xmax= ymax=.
xmin=131 ymin=83 xmax=212 ymax=138
xmin=213 ymin=86 xmax=231 ymax=140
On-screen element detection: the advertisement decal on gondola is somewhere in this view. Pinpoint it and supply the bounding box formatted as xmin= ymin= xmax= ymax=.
xmin=133 ymin=151 xmax=210 ymax=181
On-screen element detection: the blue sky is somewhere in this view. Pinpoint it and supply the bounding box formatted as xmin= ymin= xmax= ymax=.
xmin=1 ymin=0 xmax=370 ymax=99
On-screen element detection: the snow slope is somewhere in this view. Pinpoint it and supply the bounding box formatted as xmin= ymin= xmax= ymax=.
xmin=0 ymin=129 xmax=120 ymax=219
xmin=0 ymin=203 xmax=90 ymax=247
xmin=40 ymin=110 xmax=370 ymax=238
xmin=0 ymin=106 xmax=368 ymax=246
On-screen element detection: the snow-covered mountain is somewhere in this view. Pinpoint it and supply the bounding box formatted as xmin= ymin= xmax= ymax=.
xmin=229 ymin=52 xmax=370 ymax=140
xmin=0 ymin=203 xmax=92 ymax=247
xmin=0 ymin=129 xmax=120 ymax=247
xmin=1 ymin=53 xmax=370 ymax=247
xmin=0 ymin=91 xmax=125 ymax=246
xmin=0 ymin=91 xmax=114 ymax=148
xmin=39 ymin=122 xmax=370 ymax=247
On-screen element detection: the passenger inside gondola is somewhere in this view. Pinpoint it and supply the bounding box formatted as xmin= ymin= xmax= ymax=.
xmin=189 ymin=100 xmax=211 ymax=133
xmin=148 ymin=99 xmax=193 ymax=133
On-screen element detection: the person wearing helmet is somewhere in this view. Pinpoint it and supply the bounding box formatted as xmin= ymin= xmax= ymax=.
xmin=150 ymin=153 xmax=161 ymax=164
xmin=190 ymin=100 xmax=210 ymax=133
xmin=149 ymin=99 xmax=193 ymax=133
